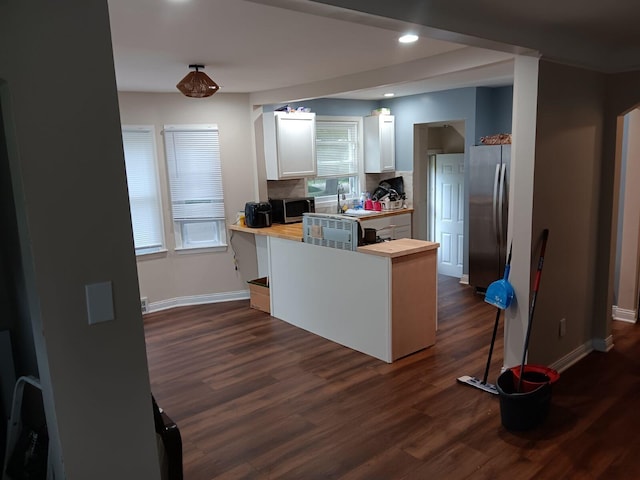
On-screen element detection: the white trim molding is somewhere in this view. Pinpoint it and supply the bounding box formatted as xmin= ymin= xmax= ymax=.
xmin=592 ymin=335 xmax=614 ymax=353
xmin=459 ymin=274 xmax=469 ymax=285
xmin=146 ymin=290 xmax=250 ymax=314
xmin=549 ymin=340 xmax=594 ymax=373
xmin=612 ymin=305 xmax=637 ymax=323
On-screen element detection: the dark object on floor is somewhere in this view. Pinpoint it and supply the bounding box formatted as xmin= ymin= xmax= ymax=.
xmin=153 ymin=396 xmax=183 ymax=480
xmin=496 ymin=369 xmax=551 ymax=431
xmin=5 ymin=424 xmax=48 ymax=480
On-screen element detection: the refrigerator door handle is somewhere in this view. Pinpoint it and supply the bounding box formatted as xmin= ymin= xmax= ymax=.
xmin=492 ymin=163 xmax=500 ymax=244
xmin=498 ymin=162 xmax=507 ymax=249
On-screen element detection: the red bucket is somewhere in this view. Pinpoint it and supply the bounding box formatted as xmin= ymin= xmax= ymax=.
xmin=509 ymin=364 xmax=559 ymax=393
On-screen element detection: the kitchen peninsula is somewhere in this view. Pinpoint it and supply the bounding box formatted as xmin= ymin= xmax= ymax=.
xmin=229 ymin=210 xmax=439 ymax=363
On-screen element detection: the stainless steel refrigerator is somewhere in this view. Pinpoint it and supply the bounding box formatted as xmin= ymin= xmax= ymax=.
xmin=469 ymin=144 xmax=511 ymax=290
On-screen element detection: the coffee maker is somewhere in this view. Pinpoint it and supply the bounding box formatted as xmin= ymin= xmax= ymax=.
xmin=244 ymin=202 xmax=272 ymax=228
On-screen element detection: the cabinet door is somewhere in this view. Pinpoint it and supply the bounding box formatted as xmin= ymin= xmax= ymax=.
xmin=360 ymin=213 xmax=411 ymax=239
xmin=364 ymin=115 xmax=395 ymax=173
xmin=379 ymin=116 xmax=395 ymax=172
xmin=275 ymin=114 xmax=316 ymax=179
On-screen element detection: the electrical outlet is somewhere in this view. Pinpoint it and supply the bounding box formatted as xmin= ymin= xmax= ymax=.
xmin=559 ymin=317 xmax=566 ymax=337
xmin=141 ymin=297 xmax=149 ymax=314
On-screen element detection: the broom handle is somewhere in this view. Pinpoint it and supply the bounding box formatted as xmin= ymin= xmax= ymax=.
xmin=518 ymin=229 xmax=549 ymax=392
xmin=503 ymin=243 xmax=513 ymax=280
xmin=484 ymin=243 xmax=512 ymax=383
xmin=482 ymin=308 xmax=501 ymax=384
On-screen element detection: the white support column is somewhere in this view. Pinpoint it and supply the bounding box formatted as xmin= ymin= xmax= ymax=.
xmin=504 ymin=54 xmax=540 ymax=367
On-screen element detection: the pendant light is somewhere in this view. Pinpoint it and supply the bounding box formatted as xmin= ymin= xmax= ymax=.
xmin=176 ymin=64 xmax=220 ymax=98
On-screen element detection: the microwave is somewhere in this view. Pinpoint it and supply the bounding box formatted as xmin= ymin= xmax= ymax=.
xmin=269 ymin=197 xmax=315 ymax=224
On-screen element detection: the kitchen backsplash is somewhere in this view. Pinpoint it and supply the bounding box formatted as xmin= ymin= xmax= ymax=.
xmin=266 ymin=171 xmax=413 ymax=208
xmin=266 ymin=179 xmax=307 ymax=199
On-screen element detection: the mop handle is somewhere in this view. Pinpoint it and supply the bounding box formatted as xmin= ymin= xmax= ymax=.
xmin=532 ymin=231 xmax=548 ymax=291
xmin=503 ymin=244 xmax=513 ymax=280
xmin=517 ymin=229 xmax=549 ymax=392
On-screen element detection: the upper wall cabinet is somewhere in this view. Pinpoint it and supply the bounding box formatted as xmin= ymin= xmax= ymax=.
xmin=264 ymin=112 xmax=316 ymax=180
xmin=364 ymin=115 xmax=395 ymax=173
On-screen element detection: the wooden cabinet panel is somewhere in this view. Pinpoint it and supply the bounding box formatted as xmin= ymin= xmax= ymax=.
xmin=391 ymin=251 xmax=437 ymax=360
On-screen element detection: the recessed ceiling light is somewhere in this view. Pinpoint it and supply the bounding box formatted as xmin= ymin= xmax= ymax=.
xmin=383 ymin=93 xmax=395 ymax=97
xmin=399 ymin=34 xmax=419 ymax=44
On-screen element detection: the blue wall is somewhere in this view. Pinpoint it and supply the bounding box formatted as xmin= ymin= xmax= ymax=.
xmin=475 ymin=86 xmax=513 ymax=145
xmin=385 ymin=88 xmax=478 ymax=171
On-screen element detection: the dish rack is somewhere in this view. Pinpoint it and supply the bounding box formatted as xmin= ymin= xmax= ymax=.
xmin=382 ymin=199 xmax=403 ymax=211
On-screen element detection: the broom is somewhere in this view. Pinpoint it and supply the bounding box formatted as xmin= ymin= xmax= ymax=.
xmin=457 ymin=245 xmax=513 ymax=394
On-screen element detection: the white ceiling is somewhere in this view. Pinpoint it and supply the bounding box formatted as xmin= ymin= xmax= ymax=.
xmin=107 ymin=0 xmax=640 ymax=104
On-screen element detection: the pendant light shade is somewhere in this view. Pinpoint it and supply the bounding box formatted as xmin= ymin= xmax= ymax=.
xmin=176 ymin=64 xmax=219 ymax=98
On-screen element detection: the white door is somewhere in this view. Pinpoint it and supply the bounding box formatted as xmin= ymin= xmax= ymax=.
xmin=433 ymin=154 xmax=464 ymax=278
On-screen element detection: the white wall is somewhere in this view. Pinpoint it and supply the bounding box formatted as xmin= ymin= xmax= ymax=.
xmin=118 ymin=93 xmax=260 ymax=309
xmin=0 ymin=1 xmax=161 ymax=478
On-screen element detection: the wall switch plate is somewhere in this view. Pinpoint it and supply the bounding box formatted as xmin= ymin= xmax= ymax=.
xmin=559 ymin=317 xmax=566 ymax=337
xmin=85 ymin=281 xmax=115 ymax=325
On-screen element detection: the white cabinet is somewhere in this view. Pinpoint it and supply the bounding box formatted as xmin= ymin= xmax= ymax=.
xmin=263 ymin=112 xmax=316 ymax=180
xmin=364 ymin=115 xmax=395 ymax=173
xmin=360 ymin=212 xmax=411 ymax=240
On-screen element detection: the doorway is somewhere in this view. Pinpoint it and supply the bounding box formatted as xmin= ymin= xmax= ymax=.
xmin=613 ymin=107 xmax=640 ymax=323
xmin=430 ymin=153 xmax=464 ymax=278
xmin=418 ymin=121 xmax=465 ymax=278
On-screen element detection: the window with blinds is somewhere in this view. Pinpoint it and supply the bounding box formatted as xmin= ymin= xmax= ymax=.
xmin=307 ymin=117 xmax=361 ymax=202
xmin=121 ymin=126 xmax=165 ymax=255
xmin=163 ymin=124 xmax=226 ymax=249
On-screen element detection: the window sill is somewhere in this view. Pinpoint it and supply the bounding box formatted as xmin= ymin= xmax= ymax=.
xmin=174 ymin=245 xmax=228 ymax=254
xmin=314 ymin=196 xmax=359 ymax=206
xmin=136 ymin=249 xmax=168 ymax=260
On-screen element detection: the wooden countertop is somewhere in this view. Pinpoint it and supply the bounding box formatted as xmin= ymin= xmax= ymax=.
xmin=228 ymin=208 xmax=413 ymax=242
xmin=228 ymin=222 xmax=303 ymax=241
xmin=357 ymin=238 xmax=439 ymax=258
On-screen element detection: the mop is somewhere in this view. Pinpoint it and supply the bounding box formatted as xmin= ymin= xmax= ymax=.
xmin=516 ymin=229 xmax=549 ymax=392
xmin=457 ymin=245 xmax=513 ymax=394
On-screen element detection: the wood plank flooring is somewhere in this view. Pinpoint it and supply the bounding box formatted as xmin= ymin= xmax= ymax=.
xmin=144 ymin=276 xmax=640 ymax=479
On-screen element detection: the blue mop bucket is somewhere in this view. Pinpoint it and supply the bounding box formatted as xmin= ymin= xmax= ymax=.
xmin=485 ymin=245 xmax=514 ymax=310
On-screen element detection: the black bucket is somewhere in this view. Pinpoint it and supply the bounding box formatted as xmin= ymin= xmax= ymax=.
xmin=496 ymin=369 xmax=552 ymax=431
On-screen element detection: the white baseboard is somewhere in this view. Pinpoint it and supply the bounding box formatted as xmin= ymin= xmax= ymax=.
xmin=549 ymin=340 xmax=594 ymax=373
xmin=612 ymin=305 xmax=637 ymax=323
xmin=592 ymin=335 xmax=614 ymax=352
xmin=459 ymin=274 xmax=469 ymax=285
xmin=547 ymin=335 xmax=615 ymax=373
xmin=147 ymin=290 xmax=250 ymax=313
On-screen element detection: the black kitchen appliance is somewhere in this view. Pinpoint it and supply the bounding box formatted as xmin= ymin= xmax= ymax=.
xmin=245 ymin=202 xmax=272 ymax=228
xmin=269 ymin=197 xmax=315 ymax=224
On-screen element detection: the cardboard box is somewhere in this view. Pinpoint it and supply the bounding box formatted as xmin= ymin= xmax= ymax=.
xmin=248 ymin=277 xmax=270 ymax=313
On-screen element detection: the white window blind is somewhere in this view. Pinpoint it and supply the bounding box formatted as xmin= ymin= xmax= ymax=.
xmin=307 ymin=118 xmax=361 ymax=202
xmin=121 ymin=126 xmax=164 ymax=254
xmin=316 ymin=120 xmax=359 ymax=177
xmin=163 ymin=124 xmax=226 ymax=249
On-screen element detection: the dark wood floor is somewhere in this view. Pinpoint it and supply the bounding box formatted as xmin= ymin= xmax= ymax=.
xmin=144 ymin=276 xmax=640 ymax=479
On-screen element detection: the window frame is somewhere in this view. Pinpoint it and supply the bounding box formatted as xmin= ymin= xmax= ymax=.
xmin=306 ymin=116 xmax=364 ymax=208
xmin=163 ymin=124 xmax=227 ymax=252
xmin=121 ymin=125 xmax=166 ymax=256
